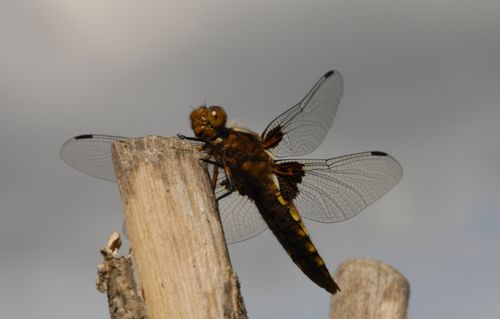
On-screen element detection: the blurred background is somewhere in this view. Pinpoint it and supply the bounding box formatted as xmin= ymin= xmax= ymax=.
xmin=1 ymin=1 xmax=499 ymax=318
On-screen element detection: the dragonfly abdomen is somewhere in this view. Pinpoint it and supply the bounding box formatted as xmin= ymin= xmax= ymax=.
xmin=254 ymin=182 xmax=340 ymax=294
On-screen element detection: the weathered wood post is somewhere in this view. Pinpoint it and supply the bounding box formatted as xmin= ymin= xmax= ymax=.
xmin=329 ymin=259 xmax=410 ymax=319
xmin=97 ymin=232 xmax=150 ymax=319
xmin=111 ymin=136 xmax=247 ymax=319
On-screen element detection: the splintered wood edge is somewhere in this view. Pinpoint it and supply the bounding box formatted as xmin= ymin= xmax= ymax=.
xmin=110 ymin=136 xmax=202 ymax=203
xmin=97 ymin=232 xmax=150 ymax=319
xmin=111 ymin=136 xmax=196 ymax=176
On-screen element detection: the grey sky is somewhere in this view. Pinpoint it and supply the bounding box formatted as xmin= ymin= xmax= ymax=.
xmin=1 ymin=1 xmax=499 ymax=318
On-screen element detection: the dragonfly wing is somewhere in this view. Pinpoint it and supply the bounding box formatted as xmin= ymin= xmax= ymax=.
xmin=61 ymin=134 xmax=208 ymax=181
xmin=262 ymin=70 xmax=343 ymax=158
xmin=274 ymin=151 xmax=402 ymax=223
xmin=60 ymin=134 xmax=126 ymax=181
xmin=214 ymin=178 xmax=268 ymax=244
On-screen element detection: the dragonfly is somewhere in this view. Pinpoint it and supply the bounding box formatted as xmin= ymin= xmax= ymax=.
xmin=60 ymin=70 xmax=402 ymax=294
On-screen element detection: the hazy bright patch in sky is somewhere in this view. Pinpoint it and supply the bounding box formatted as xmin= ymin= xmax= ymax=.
xmin=1 ymin=0 xmax=499 ymax=318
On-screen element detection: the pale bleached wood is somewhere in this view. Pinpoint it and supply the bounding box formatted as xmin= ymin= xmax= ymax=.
xmin=97 ymin=232 xmax=149 ymax=319
xmin=329 ymin=259 xmax=410 ymax=319
xmin=111 ymin=136 xmax=247 ymax=319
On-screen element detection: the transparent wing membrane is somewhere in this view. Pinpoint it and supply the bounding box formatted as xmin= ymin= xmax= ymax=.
xmin=276 ymin=152 xmax=402 ymax=223
xmin=60 ymin=134 xmax=206 ymax=181
xmin=60 ymin=134 xmax=125 ymax=181
xmin=217 ymin=191 xmax=268 ymax=244
xmin=262 ymin=70 xmax=343 ymax=157
xmin=213 ymin=167 xmax=268 ymax=243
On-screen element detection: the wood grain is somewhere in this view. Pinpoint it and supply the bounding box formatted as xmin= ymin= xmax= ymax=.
xmin=111 ymin=136 xmax=247 ymax=319
xmin=329 ymin=259 xmax=410 ymax=319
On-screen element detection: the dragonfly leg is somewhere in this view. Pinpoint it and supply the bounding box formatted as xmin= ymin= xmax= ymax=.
xmin=199 ymin=156 xmax=225 ymax=189
xmin=210 ymin=164 xmax=219 ymax=189
xmin=201 ymin=158 xmax=223 ymax=167
xmin=216 ymin=165 xmax=236 ymax=201
xmin=216 ymin=190 xmax=233 ymax=201
xmin=177 ymin=134 xmax=207 ymax=143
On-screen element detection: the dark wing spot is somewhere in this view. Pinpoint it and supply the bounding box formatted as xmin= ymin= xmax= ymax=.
xmin=75 ymin=134 xmax=94 ymax=140
xmin=274 ymin=161 xmax=305 ymax=201
xmin=262 ymin=125 xmax=284 ymax=149
xmin=324 ymin=70 xmax=334 ymax=78
xmin=371 ymin=151 xmax=388 ymax=156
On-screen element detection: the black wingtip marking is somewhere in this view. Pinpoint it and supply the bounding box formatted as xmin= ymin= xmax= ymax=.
xmin=371 ymin=151 xmax=388 ymax=157
xmin=75 ymin=134 xmax=94 ymax=140
xmin=324 ymin=70 xmax=334 ymax=78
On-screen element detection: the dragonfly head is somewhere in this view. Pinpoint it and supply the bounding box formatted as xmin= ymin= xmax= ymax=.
xmin=190 ymin=105 xmax=227 ymax=140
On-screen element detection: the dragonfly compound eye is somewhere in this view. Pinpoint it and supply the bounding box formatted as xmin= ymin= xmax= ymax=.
xmin=208 ymin=106 xmax=227 ymax=129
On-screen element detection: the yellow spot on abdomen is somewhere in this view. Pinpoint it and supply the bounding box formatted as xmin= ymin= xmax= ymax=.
xmin=300 ymin=221 xmax=310 ymax=236
xmin=314 ymin=256 xmax=325 ymax=266
xmin=296 ymin=228 xmax=306 ymax=237
xmin=305 ymin=241 xmax=317 ymax=253
xmin=276 ymin=192 xmax=288 ymax=206
xmin=290 ymin=206 xmax=301 ymax=222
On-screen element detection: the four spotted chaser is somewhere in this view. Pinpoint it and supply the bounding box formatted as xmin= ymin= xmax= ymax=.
xmin=60 ymin=70 xmax=402 ymax=293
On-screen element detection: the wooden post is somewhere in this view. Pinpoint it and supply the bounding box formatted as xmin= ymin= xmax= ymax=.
xmin=329 ymin=259 xmax=410 ymax=319
xmin=97 ymin=232 xmax=149 ymax=319
xmin=111 ymin=136 xmax=247 ymax=319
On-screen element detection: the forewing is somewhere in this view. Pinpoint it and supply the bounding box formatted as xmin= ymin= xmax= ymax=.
xmin=275 ymin=152 xmax=402 ymax=223
xmin=262 ymin=70 xmax=343 ymax=157
xmin=60 ymin=134 xmax=126 ymax=181
xmin=61 ymin=134 xmax=268 ymax=244
xmin=60 ymin=134 xmax=207 ymax=181
xmin=214 ymin=175 xmax=268 ymax=244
